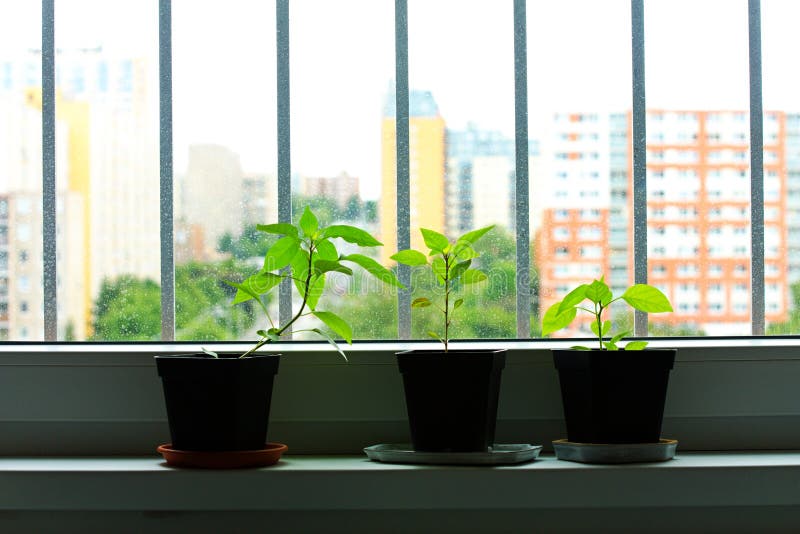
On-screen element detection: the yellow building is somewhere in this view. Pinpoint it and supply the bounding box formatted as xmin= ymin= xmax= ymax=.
xmin=380 ymin=90 xmax=446 ymax=264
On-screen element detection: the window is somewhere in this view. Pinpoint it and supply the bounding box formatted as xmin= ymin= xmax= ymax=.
xmin=0 ymin=0 xmax=790 ymax=344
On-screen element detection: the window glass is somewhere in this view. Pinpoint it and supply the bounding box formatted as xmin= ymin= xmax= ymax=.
xmin=290 ymin=0 xmax=396 ymax=339
xmin=646 ymin=0 xmax=749 ymax=336
xmin=172 ymin=0 xmax=277 ymax=341
xmin=408 ymin=0 xmax=517 ymax=340
xmin=763 ymin=0 xmax=800 ymax=334
xmin=54 ymin=0 xmax=160 ymax=341
xmin=528 ymin=0 xmax=630 ymax=337
xmin=0 ymin=0 xmax=42 ymax=340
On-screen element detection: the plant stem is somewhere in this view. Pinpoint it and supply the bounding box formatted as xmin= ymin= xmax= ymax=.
xmin=596 ymin=303 xmax=604 ymax=351
xmin=240 ymin=240 xmax=315 ymax=358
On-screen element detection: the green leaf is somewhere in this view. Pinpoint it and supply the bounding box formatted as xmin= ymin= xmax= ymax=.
xmin=542 ymin=301 xmax=578 ymax=336
xmin=412 ymin=297 xmax=432 ymax=308
xmin=420 ymin=228 xmax=449 ymax=252
xmin=257 ymin=328 xmax=281 ymax=341
xmin=585 ymin=278 xmax=613 ymax=305
xmin=590 ymin=321 xmax=601 ymax=338
xmin=453 ymin=298 xmax=464 ymax=310
xmin=256 ymin=223 xmax=298 ymax=237
xmin=603 ymin=341 xmax=619 ymax=351
xmin=224 ymin=280 xmax=261 ymax=305
xmin=558 ymin=284 xmax=589 ymax=314
xmin=321 ymin=225 xmax=382 ymax=246
xmin=390 ymin=249 xmax=428 ymax=266
xmin=313 ymin=259 xmax=353 ymax=277
xmin=307 ymin=275 xmax=326 ymax=310
xmin=449 ymin=259 xmax=472 ymax=282
xmin=570 ymin=345 xmax=591 ymax=350
xmin=431 ymin=257 xmax=447 ymax=284
xmin=314 ymin=239 xmax=338 ymax=261
xmin=299 ymin=206 xmax=319 ymax=237
xmin=610 ymin=330 xmax=631 ymax=344
xmin=341 ymin=254 xmax=404 ymax=288
xmin=624 ymin=340 xmax=649 ymax=351
xmin=311 ymin=328 xmax=348 ymax=361
xmin=455 ymin=245 xmax=479 ymax=261
xmin=427 ymin=331 xmax=444 ymax=343
xmin=461 ymin=269 xmax=488 ymax=284
xmin=621 ymin=285 xmax=673 ymax=313
xmin=291 ymin=251 xmax=325 ymax=310
xmin=263 ymin=235 xmax=301 ymax=271
xmin=231 ymin=271 xmax=282 ymax=304
xmin=313 ymin=310 xmax=353 ymax=344
xmin=291 ymin=249 xmax=311 ymax=282
xmin=456 ymin=225 xmax=494 ymax=245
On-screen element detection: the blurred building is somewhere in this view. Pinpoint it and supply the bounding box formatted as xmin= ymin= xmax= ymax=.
xmin=0 ymin=87 xmax=85 ymax=341
xmin=175 ymin=144 xmax=277 ymax=262
xmin=380 ymin=90 xmax=446 ymax=264
xmin=446 ymin=124 xmax=516 ymax=236
xmin=301 ymin=172 xmax=359 ymax=210
xmin=0 ymin=47 xmax=159 ymax=339
xmin=243 ymin=172 xmax=278 ymax=227
xmin=536 ymin=110 xmax=795 ymax=336
xmin=176 ymin=144 xmax=245 ymax=262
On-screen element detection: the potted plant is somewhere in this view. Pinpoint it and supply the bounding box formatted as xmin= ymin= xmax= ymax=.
xmin=155 ymin=206 xmax=402 ymax=464
xmin=391 ymin=225 xmax=505 ymax=453
xmin=542 ymin=276 xmax=675 ymax=445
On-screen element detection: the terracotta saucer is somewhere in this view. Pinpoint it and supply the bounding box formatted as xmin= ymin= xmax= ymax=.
xmin=157 ymin=442 xmax=288 ymax=469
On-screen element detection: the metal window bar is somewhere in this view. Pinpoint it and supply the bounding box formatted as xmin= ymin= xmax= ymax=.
xmin=395 ymin=0 xmax=411 ymax=339
xmin=749 ymin=0 xmax=765 ymax=336
xmin=159 ymin=0 xmax=175 ymax=341
xmin=277 ymin=0 xmax=293 ymax=332
xmin=514 ymin=0 xmax=530 ymax=338
xmin=42 ymin=0 xmax=57 ymax=341
xmin=631 ymin=0 xmax=648 ymax=337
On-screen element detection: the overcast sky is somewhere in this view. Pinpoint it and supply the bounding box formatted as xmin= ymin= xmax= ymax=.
xmin=2 ymin=0 xmax=800 ymax=200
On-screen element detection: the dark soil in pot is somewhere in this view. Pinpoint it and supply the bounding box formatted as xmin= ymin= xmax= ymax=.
xmin=396 ymin=349 xmax=506 ymax=452
xmin=553 ymin=348 xmax=676 ymax=444
xmin=155 ymin=353 xmax=280 ymax=451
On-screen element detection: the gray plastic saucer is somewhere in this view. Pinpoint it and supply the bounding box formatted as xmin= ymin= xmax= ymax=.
xmin=364 ymin=443 xmax=542 ymax=465
xmin=553 ymin=438 xmax=678 ymax=464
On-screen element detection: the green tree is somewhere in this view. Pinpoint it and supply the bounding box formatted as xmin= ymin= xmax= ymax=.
xmin=767 ymin=280 xmax=800 ymax=334
xmin=291 ymin=195 xmax=341 ymax=226
xmin=175 ymin=260 xmax=257 ymax=341
xmin=328 ymin=226 xmax=541 ymax=341
xmin=91 ymin=276 xmax=161 ymax=340
xmin=609 ymin=311 xmax=705 ymax=337
xmin=363 ymin=200 xmax=378 ymax=224
xmin=344 ymin=196 xmax=362 ymax=222
xmin=217 ymin=224 xmax=275 ymax=260
xmin=91 ymin=260 xmax=258 ymax=341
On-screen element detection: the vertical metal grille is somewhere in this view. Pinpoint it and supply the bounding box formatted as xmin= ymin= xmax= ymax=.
xmin=37 ymin=0 xmax=772 ymax=343
xmin=749 ymin=0 xmax=765 ymax=336
xmin=513 ymin=0 xmax=530 ymax=338
xmin=631 ymin=0 xmax=648 ymax=337
xmin=42 ymin=0 xmax=57 ymax=342
xmin=159 ymin=0 xmax=175 ymax=341
xmin=42 ymin=0 xmax=58 ymax=341
xmin=277 ymin=0 xmax=293 ymax=331
xmin=395 ymin=0 xmax=411 ymax=340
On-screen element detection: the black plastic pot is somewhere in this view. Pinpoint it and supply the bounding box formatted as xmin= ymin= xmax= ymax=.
xmin=553 ymin=348 xmax=676 ymax=444
xmin=396 ymin=349 xmax=506 ymax=452
xmin=155 ymin=353 xmax=280 ymax=451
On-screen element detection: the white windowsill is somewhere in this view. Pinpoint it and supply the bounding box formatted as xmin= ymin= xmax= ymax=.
xmin=2 ymin=452 xmax=800 ymax=511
